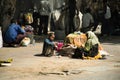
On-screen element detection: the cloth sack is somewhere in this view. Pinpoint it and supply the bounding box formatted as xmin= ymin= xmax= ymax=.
xmin=20 ymin=37 xmax=30 ymax=46
xmin=56 ymin=42 xmax=64 ymax=51
xmin=65 ymin=33 xmax=87 ymax=48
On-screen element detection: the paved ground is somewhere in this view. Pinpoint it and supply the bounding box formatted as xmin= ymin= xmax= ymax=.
xmin=0 ymin=36 xmax=120 ymax=80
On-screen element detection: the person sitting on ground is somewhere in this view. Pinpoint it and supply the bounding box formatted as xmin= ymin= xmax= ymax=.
xmin=4 ymin=19 xmax=25 ymax=47
xmin=41 ymin=32 xmax=57 ymax=57
xmin=83 ymin=31 xmax=102 ymax=58
xmin=72 ymin=31 xmax=105 ymax=59
xmin=18 ymin=20 xmax=34 ymax=44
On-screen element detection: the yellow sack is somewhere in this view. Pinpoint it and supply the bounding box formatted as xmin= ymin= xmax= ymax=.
xmin=65 ymin=33 xmax=87 ymax=48
xmin=83 ymin=52 xmax=102 ymax=60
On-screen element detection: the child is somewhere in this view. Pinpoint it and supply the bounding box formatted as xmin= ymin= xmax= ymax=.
xmin=41 ymin=32 xmax=57 ymax=57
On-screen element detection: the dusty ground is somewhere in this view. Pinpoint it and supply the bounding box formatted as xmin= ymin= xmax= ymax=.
xmin=0 ymin=36 xmax=120 ymax=80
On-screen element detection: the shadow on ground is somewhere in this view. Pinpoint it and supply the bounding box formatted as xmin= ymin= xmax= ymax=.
xmin=99 ymin=36 xmax=120 ymax=45
xmin=34 ymin=53 xmax=47 ymax=57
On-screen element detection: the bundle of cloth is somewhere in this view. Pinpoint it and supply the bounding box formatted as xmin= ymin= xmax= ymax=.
xmin=65 ymin=32 xmax=87 ymax=48
xmin=58 ymin=31 xmax=109 ymax=59
xmin=72 ymin=31 xmax=109 ymax=59
xmin=57 ymin=32 xmax=86 ymax=57
xmin=57 ymin=44 xmax=77 ymax=57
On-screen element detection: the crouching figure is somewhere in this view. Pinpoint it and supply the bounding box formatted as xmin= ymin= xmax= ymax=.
xmin=41 ymin=32 xmax=57 ymax=57
xmin=83 ymin=31 xmax=103 ymax=59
